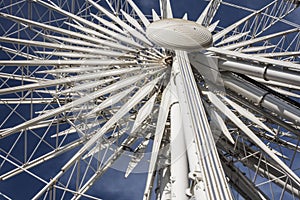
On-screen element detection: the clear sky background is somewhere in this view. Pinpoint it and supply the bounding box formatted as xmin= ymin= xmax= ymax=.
xmin=0 ymin=0 xmax=299 ymax=200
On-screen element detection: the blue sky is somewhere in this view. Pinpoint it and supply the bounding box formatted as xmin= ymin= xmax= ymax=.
xmin=0 ymin=0 xmax=300 ymax=200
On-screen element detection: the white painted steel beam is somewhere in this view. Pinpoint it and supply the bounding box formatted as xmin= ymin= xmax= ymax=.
xmin=197 ymin=0 xmax=222 ymax=26
xmin=219 ymin=59 xmax=300 ymax=86
xmin=213 ymin=10 xmax=258 ymax=42
xmin=125 ymin=135 xmax=151 ymax=177
xmin=220 ymin=94 xmax=275 ymax=135
xmin=59 ymin=78 xmax=116 ymax=94
xmin=34 ymin=0 xmax=144 ymax=49
xmin=220 ymin=155 xmax=269 ymax=200
xmin=0 ymin=73 xmax=151 ymax=138
xmin=131 ymin=93 xmax=157 ymax=133
xmin=0 ymin=98 xmax=61 ymax=104
xmin=170 ymin=80 xmax=189 ymax=200
xmin=173 ymin=51 xmax=233 ymax=200
xmin=207 ymin=20 xmax=219 ymax=32
xmin=0 ymin=118 xmax=71 ymax=135
xmin=206 ymin=91 xmax=300 ymax=187
xmin=0 ymin=37 xmax=135 ymax=58
xmin=208 ymin=108 xmax=235 ymax=144
xmin=226 ymin=91 xmax=300 ymax=138
xmin=126 ymin=0 xmax=150 ymax=27
xmin=50 ymin=119 xmax=106 ymax=138
xmin=222 ymin=73 xmax=300 ymax=125
xmin=61 ymin=21 xmax=119 ymax=42
xmin=220 ymin=28 xmax=299 ymax=50
xmin=209 ymin=46 xmax=300 ymax=70
xmin=0 ymin=45 xmax=41 ymax=60
xmin=44 ymin=34 xmax=101 ymax=47
xmin=87 ymin=0 xmax=153 ymax=47
xmin=218 ymin=140 xmax=300 ymax=196
xmin=159 ymin=0 xmax=173 ymax=19
xmin=215 ymin=31 xmax=250 ymax=46
xmin=33 ymin=75 xmax=163 ymax=200
xmin=34 ymin=51 xmax=109 ymax=58
xmin=0 ymin=67 xmax=141 ymax=95
xmin=0 ymin=12 xmax=141 ymax=50
xmin=90 ymin=13 xmax=126 ymax=35
xmin=249 ymin=76 xmax=300 ymax=90
xmin=152 ymin=9 xmax=160 ymax=22
xmin=0 ymin=72 xmax=47 ymax=83
xmin=240 ymin=45 xmax=276 ymax=53
xmin=85 ymin=87 xmax=135 ymax=117
xmin=120 ymin=9 xmax=145 ymax=33
xmin=0 ymin=135 xmax=91 ymax=181
xmin=257 ymin=51 xmax=300 ymax=58
xmin=72 ymin=132 xmax=141 ymax=200
xmin=143 ymin=83 xmax=172 ymax=200
xmin=82 ymin=127 xmax=129 ymax=159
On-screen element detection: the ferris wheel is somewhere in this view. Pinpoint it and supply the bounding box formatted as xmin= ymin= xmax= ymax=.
xmin=0 ymin=0 xmax=300 ymax=199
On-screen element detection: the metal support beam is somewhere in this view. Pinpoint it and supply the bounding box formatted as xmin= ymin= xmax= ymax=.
xmin=170 ymin=82 xmax=189 ymax=200
xmin=173 ymin=51 xmax=233 ymax=200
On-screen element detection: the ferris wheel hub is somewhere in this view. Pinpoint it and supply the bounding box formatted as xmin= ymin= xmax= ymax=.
xmin=146 ymin=18 xmax=213 ymax=52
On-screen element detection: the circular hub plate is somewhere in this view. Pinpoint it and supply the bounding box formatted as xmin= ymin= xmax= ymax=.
xmin=146 ymin=19 xmax=213 ymax=51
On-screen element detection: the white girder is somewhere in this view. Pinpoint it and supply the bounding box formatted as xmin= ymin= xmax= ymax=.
xmin=0 ymin=45 xmax=41 ymax=60
xmin=90 ymin=13 xmax=127 ymax=35
xmin=212 ymin=8 xmax=258 ymax=42
xmin=0 ymin=12 xmax=139 ymax=50
xmin=240 ymin=45 xmax=276 ymax=53
xmin=143 ymin=83 xmax=172 ymax=200
xmin=0 ymin=72 xmax=47 ymax=83
xmin=59 ymin=78 xmax=116 ymax=94
xmin=0 ymin=73 xmax=151 ymax=138
xmin=126 ymin=0 xmax=150 ymax=27
xmin=220 ymin=28 xmax=299 ymax=50
xmin=206 ymin=91 xmax=300 ymax=187
xmin=44 ymin=34 xmax=102 ymax=47
xmin=0 ymin=67 xmax=142 ymax=95
xmin=35 ymin=0 xmax=144 ymax=48
xmin=220 ymin=155 xmax=269 ymax=200
xmin=219 ymin=59 xmax=300 ymax=86
xmin=0 ymin=36 xmax=135 ymax=58
xmin=169 ymin=79 xmax=189 ymax=200
xmin=208 ymin=108 xmax=235 ymax=144
xmin=207 ymin=20 xmax=219 ymax=32
xmin=34 ymin=51 xmax=112 ymax=58
xmin=197 ymin=0 xmax=222 ymax=27
xmin=215 ymin=31 xmax=250 ymax=46
xmin=62 ymin=21 xmax=120 ymax=42
xmin=173 ymin=51 xmax=233 ymax=200
xmin=220 ymin=94 xmax=275 ymax=135
xmin=222 ymin=73 xmax=300 ymax=125
xmin=257 ymin=51 xmax=300 ymax=58
xmin=0 ymin=98 xmax=59 ymax=104
xmin=0 ymin=134 xmax=91 ymax=181
xmin=87 ymin=0 xmax=153 ymax=47
xmin=1 ymin=0 xmax=300 ymax=199
xmin=33 ymin=75 xmax=163 ymax=199
xmin=209 ymin=46 xmax=300 ymax=70
xmin=159 ymin=0 xmax=173 ymax=19
xmin=125 ymin=137 xmax=150 ymax=177
xmin=85 ymin=87 xmax=135 ymax=117
xmin=152 ymin=9 xmax=160 ymax=21
xmin=120 ymin=9 xmax=145 ymax=33
xmin=131 ymin=93 xmax=157 ymax=133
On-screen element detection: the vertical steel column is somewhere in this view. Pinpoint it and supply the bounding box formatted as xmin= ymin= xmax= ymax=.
xmin=172 ymin=50 xmax=233 ymax=200
xmin=170 ymin=80 xmax=189 ymax=200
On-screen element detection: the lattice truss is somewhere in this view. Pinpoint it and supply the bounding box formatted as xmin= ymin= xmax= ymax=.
xmin=0 ymin=0 xmax=300 ymax=199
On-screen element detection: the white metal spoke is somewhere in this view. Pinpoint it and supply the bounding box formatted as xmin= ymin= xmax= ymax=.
xmin=1 ymin=0 xmax=300 ymax=199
